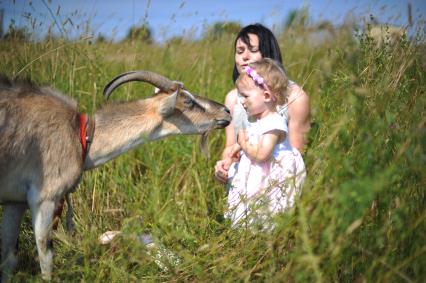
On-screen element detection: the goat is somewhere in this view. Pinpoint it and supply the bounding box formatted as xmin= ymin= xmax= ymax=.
xmin=0 ymin=71 xmax=231 ymax=281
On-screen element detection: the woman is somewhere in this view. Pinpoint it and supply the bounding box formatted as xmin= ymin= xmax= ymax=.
xmin=214 ymin=23 xmax=310 ymax=183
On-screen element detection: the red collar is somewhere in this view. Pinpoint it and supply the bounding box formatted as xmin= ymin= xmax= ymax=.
xmin=53 ymin=114 xmax=94 ymax=228
xmin=79 ymin=114 xmax=94 ymax=161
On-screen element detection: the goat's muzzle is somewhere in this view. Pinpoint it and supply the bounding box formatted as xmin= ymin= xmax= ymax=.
xmin=213 ymin=106 xmax=231 ymax=129
xmin=214 ymin=118 xmax=231 ymax=128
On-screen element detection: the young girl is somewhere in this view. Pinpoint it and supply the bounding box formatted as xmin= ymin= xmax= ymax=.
xmin=225 ymin=58 xmax=306 ymax=227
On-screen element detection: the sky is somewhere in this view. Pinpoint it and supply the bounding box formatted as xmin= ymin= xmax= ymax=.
xmin=0 ymin=0 xmax=425 ymax=43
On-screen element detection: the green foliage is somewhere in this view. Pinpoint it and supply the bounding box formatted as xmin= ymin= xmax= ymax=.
xmin=284 ymin=6 xmax=310 ymax=30
xmin=205 ymin=21 xmax=242 ymax=40
xmin=124 ymin=24 xmax=152 ymax=43
xmin=0 ymin=19 xmax=425 ymax=283
xmin=2 ymin=24 xmax=31 ymax=41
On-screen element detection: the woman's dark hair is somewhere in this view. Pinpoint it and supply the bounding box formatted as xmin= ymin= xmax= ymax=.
xmin=232 ymin=23 xmax=283 ymax=83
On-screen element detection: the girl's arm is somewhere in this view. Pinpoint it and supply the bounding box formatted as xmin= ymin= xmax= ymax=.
xmin=238 ymin=130 xmax=282 ymax=162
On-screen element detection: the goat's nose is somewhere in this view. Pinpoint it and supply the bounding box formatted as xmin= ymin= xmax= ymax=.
xmin=223 ymin=107 xmax=231 ymax=114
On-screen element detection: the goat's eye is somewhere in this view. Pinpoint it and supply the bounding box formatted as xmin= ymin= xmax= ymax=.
xmin=184 ymin=97 xmax=194 ymax=107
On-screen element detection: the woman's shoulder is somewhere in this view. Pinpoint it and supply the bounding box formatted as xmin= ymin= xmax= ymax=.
xmin=226 ymin=88 xmax=238 ymax=100
xmin=288 ymin=82 xmax=308 ymax=100
xmin=225 ymin=88 xmax=239 ymax=110
xmin=286 ymin=81 xmax=309 ymax=114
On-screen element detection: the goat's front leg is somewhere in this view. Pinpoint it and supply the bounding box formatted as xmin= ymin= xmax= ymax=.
xmin=65 ymin=194 xmax=75 ymax=233
xmin=29 ymin=199 xmax=56 ymax=281
xmin=1 ymin=204 xmax=26 ymax=283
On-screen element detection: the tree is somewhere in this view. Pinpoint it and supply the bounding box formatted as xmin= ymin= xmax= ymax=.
xmin=125 ymin=24 xmax=152 ymax=43
xmin=284 ymin=7 xmax=310 ymax=30
xmin=205 ymin=21 xmax=242 ymax=40
xmin=2 ymin=25 xmax=30 ymax=41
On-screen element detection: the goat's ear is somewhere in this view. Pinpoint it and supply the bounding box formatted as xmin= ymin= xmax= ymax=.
xmin=158 ymin=90 xmax=178 ymax=117
xmin=171 ymin=81 xmax=184 ymax=91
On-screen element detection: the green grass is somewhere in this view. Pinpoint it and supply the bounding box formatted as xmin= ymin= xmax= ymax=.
xmin=1 ymin=22 xmax=425 ymax=282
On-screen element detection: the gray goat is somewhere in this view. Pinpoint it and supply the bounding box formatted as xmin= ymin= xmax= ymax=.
xmin=0 ymin=71 xmax=231 ymax=281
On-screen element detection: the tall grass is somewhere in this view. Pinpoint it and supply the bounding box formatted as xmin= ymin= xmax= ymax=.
xmin=1 ymin=16 xmax=425 ymax=283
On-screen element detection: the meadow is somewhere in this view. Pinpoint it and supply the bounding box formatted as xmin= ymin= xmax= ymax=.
xmin=0 ymin=15 xmax=425 ymax=283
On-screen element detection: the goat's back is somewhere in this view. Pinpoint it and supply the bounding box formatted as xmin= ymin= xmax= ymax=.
xmin=0 ymin=77 xmax=83 ymax=202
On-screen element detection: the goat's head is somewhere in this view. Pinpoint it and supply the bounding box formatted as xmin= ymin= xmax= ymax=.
xmin=103 ymin=71 xmax=231 ymax=141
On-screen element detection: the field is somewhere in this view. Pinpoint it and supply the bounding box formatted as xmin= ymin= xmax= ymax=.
xmin=1 ymin=14 xmax=425 ymax=283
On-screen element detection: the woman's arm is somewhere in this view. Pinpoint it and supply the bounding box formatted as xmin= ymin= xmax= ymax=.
xmin=222 ymin=89 xmax=239 ymax=159
xmin=215 ymin=89 xmax=239 ymax=183
xmin=287 ymin=84 xmax=310 ymax=153
xmin=238 ymin=130 xmax=282 ymax=163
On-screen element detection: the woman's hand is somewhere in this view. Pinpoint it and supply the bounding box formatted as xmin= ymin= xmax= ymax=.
xmin=215 ymin=143 xmax=242 ymax=184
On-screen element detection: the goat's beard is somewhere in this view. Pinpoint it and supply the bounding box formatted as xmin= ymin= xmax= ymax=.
xmin=200 ymin=127 xmax=213 ymax=158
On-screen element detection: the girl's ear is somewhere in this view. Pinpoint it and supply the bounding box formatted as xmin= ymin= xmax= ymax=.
xmin=263 ymin=90 xmax=273 ymax=102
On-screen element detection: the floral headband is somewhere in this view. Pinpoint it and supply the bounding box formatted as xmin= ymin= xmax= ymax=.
xmin=245 ymin=66 xmax=276 ymax=101
xmin=245 ymin=66 xmax=265 ymax=86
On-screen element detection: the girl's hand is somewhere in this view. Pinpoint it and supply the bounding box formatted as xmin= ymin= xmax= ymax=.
xmin=237 ymin=129 xmax=249 ymax=151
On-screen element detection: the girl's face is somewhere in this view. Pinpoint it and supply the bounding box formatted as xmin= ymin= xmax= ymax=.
xmin=235 ymin=33 xmax=262 ymax=75
xmin=237 ymin=77 xmax=269 ymax=119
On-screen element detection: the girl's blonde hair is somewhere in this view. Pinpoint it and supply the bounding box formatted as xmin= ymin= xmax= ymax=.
xmin=236 ymin=58 xmax=288 ymax=105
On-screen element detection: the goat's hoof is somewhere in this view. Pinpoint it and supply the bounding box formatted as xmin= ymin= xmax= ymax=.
xmin=41 ymin=272 xmax=52 ymax=281
xmin=99 ymin=231 xmax=122 ymax=245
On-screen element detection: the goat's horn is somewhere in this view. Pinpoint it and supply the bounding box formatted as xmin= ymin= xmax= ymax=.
xmin=103 ymin=71 xmax=177 ymax=99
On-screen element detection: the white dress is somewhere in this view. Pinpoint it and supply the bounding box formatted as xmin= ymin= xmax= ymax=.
xmin=226 ymin=104 xmax=306 ymax=227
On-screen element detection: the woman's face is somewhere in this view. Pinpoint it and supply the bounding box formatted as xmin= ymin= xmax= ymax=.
xmin=235 ymin=33 xmax=262 ymax=75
